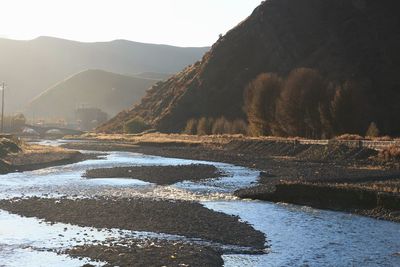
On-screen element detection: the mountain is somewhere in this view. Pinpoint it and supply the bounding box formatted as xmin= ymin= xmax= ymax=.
xmin=25 ymin=69 xmax=156 ymax=122
xmin=98 ymin=0 xmax=400 ymax=136
xmin=131 ymin=72 xmax=173 ymax=81
xmin=0 ymin=36 xmax=209 ymax=111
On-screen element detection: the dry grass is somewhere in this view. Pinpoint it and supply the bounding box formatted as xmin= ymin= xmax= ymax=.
xmin=286 ymin=180 xmax=400 ymax=194
xmin=334 ymin=180 xmax=400 ymax=194
xmin=76 ymin=132 xmax=246 ymax=145
xmin=70 ymin=133 xmax=400 ymax=154
xmin=337 ymin=134 xmax=395 ymax=141
xmin=370 ymin=136 xmax=393 ymax=141
xmin=358 ymin=180 xmax=400 ymax=193
xmin=5 ymin=143 xmax=78 ymax=166
xmin=20 ymin=144 xmax=69 ymax=154
xmin=335 ymin=134 xmax=364 ymax=140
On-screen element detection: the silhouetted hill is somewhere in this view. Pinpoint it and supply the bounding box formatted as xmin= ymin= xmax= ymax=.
xmin=0 ymin=36 xmax=209 ymax=111
xmin=98 ymin=0 xmax=400 ymax=136
xmin=25 ymin=69 xmax=156 ymax=122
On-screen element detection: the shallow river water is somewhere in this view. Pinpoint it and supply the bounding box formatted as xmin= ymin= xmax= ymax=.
xmin=0 ymin=140 xmax=399 ymax=266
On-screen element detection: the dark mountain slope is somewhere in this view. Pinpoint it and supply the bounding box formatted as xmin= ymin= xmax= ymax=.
xmin=0 ymin=36 xmax=208 ymax=111
xmin=25 ymin=69 xmax=155 ymax=122
xmin=98 ymin=0 xmax=400 ymax=135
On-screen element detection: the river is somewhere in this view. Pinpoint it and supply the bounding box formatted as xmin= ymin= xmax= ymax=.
xmin=0 ymin=140 xmax=399 ymax=266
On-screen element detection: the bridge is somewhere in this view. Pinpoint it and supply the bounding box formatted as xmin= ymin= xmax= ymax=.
xmin=23 ymin=124 xmax=84 ymax=137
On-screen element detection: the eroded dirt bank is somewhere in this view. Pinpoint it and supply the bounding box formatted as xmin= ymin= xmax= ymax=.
xmin=235 ymin=182 xmax=400 ymax=222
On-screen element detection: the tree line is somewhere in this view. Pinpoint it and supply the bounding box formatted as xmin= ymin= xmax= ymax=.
xmin=181 ymin=67 xmax=392 ymax=138
xmin=244 ymin=68 xmax=380 ymax=138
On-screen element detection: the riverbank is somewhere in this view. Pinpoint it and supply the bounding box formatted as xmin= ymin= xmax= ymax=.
xmin=0 ymin=137 xmax=94 ymax=174
xmin=235 ymin=182 xmax=400 ymax=222
xmin=62 ymin=133 xmax=400 ymax=222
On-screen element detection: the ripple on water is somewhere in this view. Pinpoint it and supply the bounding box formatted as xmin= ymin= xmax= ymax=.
xmin=203 ymin=201 xmax=400 ymax=267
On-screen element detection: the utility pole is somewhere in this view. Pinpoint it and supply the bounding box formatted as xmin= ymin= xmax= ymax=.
xmin=1 ymin=82 xmax=4 ymax=133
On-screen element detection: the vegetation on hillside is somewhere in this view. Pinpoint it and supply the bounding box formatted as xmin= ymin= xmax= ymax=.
xmin=183 ymin=117 xmax=247 ymax=135
xmin=244 ymin=68 xmax=379 ymax=138
xmin=124 ymin=117 xmax=150 ymax=134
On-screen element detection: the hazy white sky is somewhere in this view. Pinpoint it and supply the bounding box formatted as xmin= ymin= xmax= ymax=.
xmin=0 ymin=0 xmax=261 ymax=47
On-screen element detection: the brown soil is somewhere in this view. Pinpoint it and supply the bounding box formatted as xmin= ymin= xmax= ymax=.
xmin=0 ymin=197 xmax=266 ymax=249
xmin=66 ymin=239 xmax=223 ymax=267
xmin=84 ymin=164 xmax=224 ymax=185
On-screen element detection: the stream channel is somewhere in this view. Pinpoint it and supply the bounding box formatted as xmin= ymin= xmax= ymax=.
xmin=0 ymin=140 xmax=399 ymax=266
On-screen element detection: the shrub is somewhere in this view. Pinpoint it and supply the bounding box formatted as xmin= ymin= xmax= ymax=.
xmin=206 ymin=118 xmax=215 ymax=133
xmin=183 ymin=119 xmax=198 ymax=135
xmin=231 ymin=119 xmax=248 ymax=134
xmin=330 ymin=80 xmax=372 ymax=136
xmin=197 ymin=117 xmax=213 ymax=135
xmin=184 ymin=117 xmax=246 ymax=135
xmin=212 ymin=117 xmax=231 ymax=134
xmin=0 ymin=138 xmax=21 ymax=156
xmin=365 ymin=122 xmax=380 ymax=138
xmin=123 ymin=117 xmax=150 ymax=134
xmin=335 ymin=134 xmax=364 ymax=140
xmin=247 ymin=123 xmax=263 ymax=137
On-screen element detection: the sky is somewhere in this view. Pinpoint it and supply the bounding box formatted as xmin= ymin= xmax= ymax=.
xmin=0 ymin=0 xmax=261 ymax=47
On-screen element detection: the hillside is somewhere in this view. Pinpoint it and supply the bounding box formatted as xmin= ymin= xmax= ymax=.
xmin=0 ymin=36 xmax=209 ymax=111
xmin=132 ymin=72 xmax=172 ymax=81
xmin=98 ymin=0 xmax=400 ymax=136
xmin=25 ymin=69 xmax=156 ymax=122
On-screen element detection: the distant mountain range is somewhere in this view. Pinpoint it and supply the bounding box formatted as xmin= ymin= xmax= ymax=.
xmin=99 ymin=0 xmax=400 ymax=136
xmin=0 ymin=36 xmax=209 ymax=112
xmin=25 ymin=69 xmax=157 ymax=122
